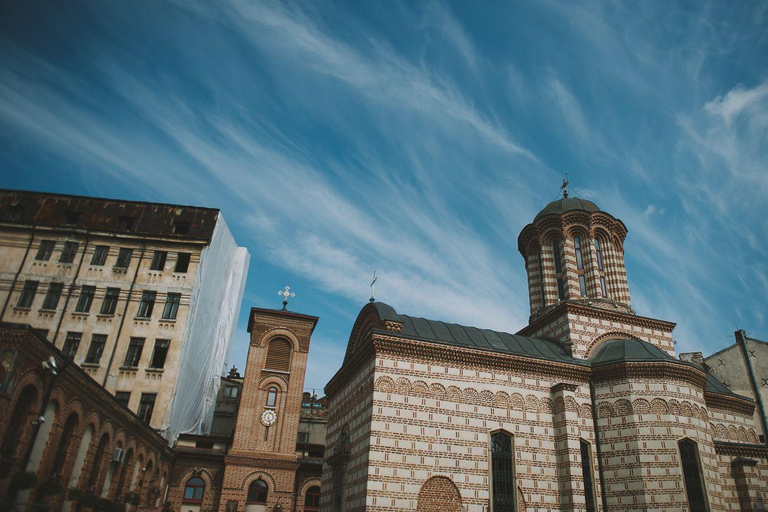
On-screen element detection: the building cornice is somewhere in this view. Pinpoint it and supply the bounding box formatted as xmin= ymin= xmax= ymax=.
xmin=705 ymin=391 xmax=756 ymax=417
xmin=714 ymin=441 xmax=768 ymax=459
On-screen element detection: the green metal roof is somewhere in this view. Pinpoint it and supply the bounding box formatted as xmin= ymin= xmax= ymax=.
xmin=534 ymin=197 xmax=600 ymax=221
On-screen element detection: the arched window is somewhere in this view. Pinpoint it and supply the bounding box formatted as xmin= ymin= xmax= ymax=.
xmin=491 ymin=431 xmax=515 ymax=512
xmin=87 ymin=433 xmax=110 ymax=489
xmin=52 ymin=413 xmax=79 ymax=476
xmin=115 ymin=448 xmax=133 ymax=497
xmin=679 ymin=439 xmax=708 ymax=511
xmin=265 ymin=339 xmax=291 ymax=372
xmin=304 ymin=485 xmax=321 ymax=512
xmin=594 ymin=238 xmax=607 ymax=298
xmin=266 ymin=386 xmax=278 ymax=407
xmin=247 ymin=479 xmax=268 ymax=504
xmin=552 ymin=239 xmax=565 ymax=300
xmin=183 ymin=477 xmax=205 ymax=504
xmin=574 ymin=237 xmax=587 ymax=297
xmin=580 ymin=440 xmax=596 ymax=512
xmin=1 ymin=385 xmax=37 ymax=459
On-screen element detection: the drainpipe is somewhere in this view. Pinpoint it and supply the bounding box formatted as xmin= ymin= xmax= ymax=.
xmin=52 ymin=232 xmax=91 ymax=345
xmin=589 ymin=376 xmax=609 ymax=512
xmin=736 ymin=329 xmax=768 ymax=447
xmin=0 ymin=228 xmax=35 ymax=319
xmin=102 ymin=242 xmax=145 ymax=387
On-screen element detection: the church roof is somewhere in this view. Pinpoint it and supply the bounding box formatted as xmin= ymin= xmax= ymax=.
xmin=370 ymin=302 xmax=587 ymax=366
xmin=590 ymin=338 xmax=673 ymax=365
xmin=534 ymin=197 xmax=600 ymax=221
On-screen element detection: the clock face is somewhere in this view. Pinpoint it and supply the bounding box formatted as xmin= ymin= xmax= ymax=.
xmin=261 ymin=409 xmax=277 ymax=426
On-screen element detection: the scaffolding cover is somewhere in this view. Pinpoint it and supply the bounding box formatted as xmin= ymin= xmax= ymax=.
xmin=161 ymin=215 xmax=249 ymax=442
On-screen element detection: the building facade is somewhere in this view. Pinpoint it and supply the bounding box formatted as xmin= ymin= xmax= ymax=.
xmin=166 ymin=307 xmax=327 ymax=512
xmin=0 ymin=190 xmax=249 ymax=441
xmin=0 ymin=324 xmax=175 ymax=511
xmin=322 ymin=195 xmax=768 ymax=511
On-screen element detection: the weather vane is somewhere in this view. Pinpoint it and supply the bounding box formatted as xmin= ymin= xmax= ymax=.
xmin=561 ymin=170 xmax=570 ymax=198
xmin=369 ymin=271 xmax=377 ymax=303
xmin=278 ymin=286 xmax=295 ymax=311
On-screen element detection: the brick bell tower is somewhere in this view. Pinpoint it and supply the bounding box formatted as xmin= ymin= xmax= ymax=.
xmin=218 ymin=302 xmax=318 ymax=512
xmin=517 ymin=185 xmax=676 ymax=358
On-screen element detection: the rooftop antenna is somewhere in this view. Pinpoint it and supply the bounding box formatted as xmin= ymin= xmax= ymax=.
xmin=278 ymin=286 xmax=295 ymax=311
xmin=369 ymin=270 xmax=377 ymax=303
xmin=560 ymin=170 xmax=570 ymax=198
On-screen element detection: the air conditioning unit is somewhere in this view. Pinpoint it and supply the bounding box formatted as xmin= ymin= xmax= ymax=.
xmin=112 ymin=447 xmax=125 ymax=463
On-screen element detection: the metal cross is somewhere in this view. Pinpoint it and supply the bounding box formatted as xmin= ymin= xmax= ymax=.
xmin=561 ymin=171 xmax=570 ymax=198
xmin=369 ymin=270 xmax=377 ymax=303
xmin=278 ymin=286 xmax=295 ymax=311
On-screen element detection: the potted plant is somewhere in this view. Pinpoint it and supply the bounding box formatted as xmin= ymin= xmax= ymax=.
xmin=37 ymin=478 xmax=63 ymax=498
xmin=9 ymin=470 xmax=37 ymax=492
xmin=124 ymin=490 xmax=140 ymax=505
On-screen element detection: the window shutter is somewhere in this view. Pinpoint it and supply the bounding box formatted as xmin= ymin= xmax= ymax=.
xmin=265 ymin=339 xmax=291 ymax=371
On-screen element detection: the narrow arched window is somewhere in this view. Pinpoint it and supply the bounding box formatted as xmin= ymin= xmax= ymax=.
xmin=183 ymin=477 xmax=205 ymax=504
xmin=266 ymin=386 xmax=278 ymax=407
xmin=115 ymin=449 xmax=133 ymax=497
xmin=580 ymin=440 xmax=596 ymax=512
xmin=552 ymin=239 xmax=565 ymax=300
xmin=265 ymin=339 xmax=291 ymax=372
xmin=247 ymin=479 xmax=268 ymax=504
xmin=679 ymin=439 xmax=708 ymax=511
xmin=594 ymin=238 xmax=608 ymax=298
xmin=87 ymin=433 xmax=110 ymax=489
xmin=1 ymin=385 xmax=37 ymax=459
xmin=574 ymin=236 xmax=584 ymax=270
xmin=491 ymin=431 xmax=515 ymax=512
xmin=305 ymin=485 xmax=321 ymax=511
xmin=52 ymin=413 xmax=79 ymax=476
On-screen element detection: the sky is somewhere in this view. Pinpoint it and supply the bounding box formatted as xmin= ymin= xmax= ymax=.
xmin=1 ymin=0 xmax=767 ymax=391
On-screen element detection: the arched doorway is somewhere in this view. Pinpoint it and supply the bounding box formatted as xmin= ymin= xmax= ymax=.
xmin=417 ymin=476 xmax=462 ymax=512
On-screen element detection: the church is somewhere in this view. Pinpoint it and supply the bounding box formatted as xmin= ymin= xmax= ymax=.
xmin=319 ymin=193 xmax=768 ymax=511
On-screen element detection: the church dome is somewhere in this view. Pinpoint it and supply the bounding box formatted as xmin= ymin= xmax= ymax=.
xmin=590 ymin=338 xmax=673 ymax=365
xmin=534 ymin=197 xmax=600 ymax=221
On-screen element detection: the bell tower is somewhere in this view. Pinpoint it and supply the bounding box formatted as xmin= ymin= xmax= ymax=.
xmin=517 ymin=190 xmax=676 ymax=358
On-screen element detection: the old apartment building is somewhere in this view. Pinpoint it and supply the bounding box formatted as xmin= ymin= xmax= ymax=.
xmin=0 ymin=190 xmax=249 ymax=441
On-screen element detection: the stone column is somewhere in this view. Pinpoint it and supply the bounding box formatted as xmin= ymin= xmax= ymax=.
xmin=551 ymin=383 xmax=586 ymax=511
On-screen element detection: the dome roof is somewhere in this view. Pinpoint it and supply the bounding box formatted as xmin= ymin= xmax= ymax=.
xmin=590 ymin=338 xmax=673 ymax=365
xmin=534 ymin=197 xmax=600 ymax=221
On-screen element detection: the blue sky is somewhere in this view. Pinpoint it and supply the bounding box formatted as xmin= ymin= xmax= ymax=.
xmin=1 ymin=1 xmax=767 ymax=391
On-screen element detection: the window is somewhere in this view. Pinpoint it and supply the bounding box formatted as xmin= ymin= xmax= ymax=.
xmin=162 ymin=293 xmax=180 ymax=320
xmin=183 ymin=477 xmax=205 ymax=504
xmin=223 ymin=385 xmax=239 ymax=399
xmin=266 ymin=386 xmax=278 ymax=407
xmin=600 ymin=276 xmax=608 ymax=298
xmin=91 ymin=245 xmax=108 ymax=266
xmin=52 ymin=413 xmax=78 ymax=476
xmin=87 ymin=433 xmax=110 ymax=488
xmin=265 ymin=339 xmax=291 ymax=372
xmin=574 ymin=236 xmax=584 ymax=270
xmin=137 ymin=291 xmax=156 ymax=318
xmin=115 ymin=392 xmax=131 ymax=409
xmin=149 ymin=339 xmax=170 ymax=369
xmin=247 ymin=479 xmax=268 ymax=504
xmin=297 ymin=432 xmax=310 ymax=444
xmin=150 ymin=251 xmax=167 ymax=271
xmin=100 ymin=287 xmax=120 ymax=315
xmin=138 ymin=393 xmax=156 ymax=424
xmin=35 ymin=240 xmax=55 ymax=261
xmin=17 ymin=280 xmax=39 ymax=308
xmin=63 ymin=332 xmax=81 ymax=359
xmin=59 ymin=241 xmax=78 ymax=263
xmin=552 ymin=239 xmax=565 ymax=301
xmin=75 ymin=285 xmax=95 ymax=313
xmin=305 ymin=486 xmax=321 ymax=511
xmin=85 ymin=334 xmax=107 ymax=364
xmin=578 ymin=275 xmax=587 ymax=297
xmin=175 ymin=252 xmax=191 ymax=273
xmin=173 ymin=221 xmax=190 ymax=235
xmin=118 ymin=216 xmax=134 ymax=231
xmin=123 ymin=337 xmax=145 ymax=367
xmin=594 ymin=238 xmax=604 ymax=271
xmin=65 ymin=211 xmax=81 ymax=225
xmin=115 ymin=248 xmax=133 ymax=268
xmin=491 ymin=431 xmax=515 ymax=512
xmin=42 ymin=282 xmax=63 ymax=310
xmin=679 ymin=439 xmax=708 ymax=511
xmin=1 ymin=386 xmax=37 ymax=459
xmin=580 ymin=440 xmax=596 ymax=512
